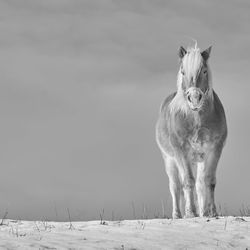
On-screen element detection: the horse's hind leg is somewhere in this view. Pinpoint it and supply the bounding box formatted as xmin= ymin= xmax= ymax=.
xmin=164 ymin=156 xmax=182 ymax=219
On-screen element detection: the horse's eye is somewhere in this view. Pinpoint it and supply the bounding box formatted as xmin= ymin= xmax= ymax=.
xmin=181 ymin=70 xmax=185 ymax=76
xmin=203 ymin=70 xmax=207 ymax=74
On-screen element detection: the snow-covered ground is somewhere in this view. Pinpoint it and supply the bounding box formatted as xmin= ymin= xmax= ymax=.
xmin=0 ymin=217 xmax=249 ymax=249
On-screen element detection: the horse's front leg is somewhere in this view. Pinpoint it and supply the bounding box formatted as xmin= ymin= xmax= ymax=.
xmin=198 ymin=146 xmax=222 ymax=217
xmin=177 ymin=156 xmax=197 ymax=218
xmin=204 ymin=147 xmax=223 ymax=217
xmin=196 ymin=162 xmax=208 ymax=217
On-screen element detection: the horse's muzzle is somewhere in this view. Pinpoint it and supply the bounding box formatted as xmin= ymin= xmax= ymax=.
xmin=186 ymin=87 xmax=204 ymax=110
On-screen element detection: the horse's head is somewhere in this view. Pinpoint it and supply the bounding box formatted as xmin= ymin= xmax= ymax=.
xmin=178 ymin=45 xmax=212 ymax=111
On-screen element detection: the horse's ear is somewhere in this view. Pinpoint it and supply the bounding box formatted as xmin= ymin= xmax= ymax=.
xmin=201 ymin=46 xmax=212 ymax=61
xmin=179 ymin=46 xmax=187 ymax=59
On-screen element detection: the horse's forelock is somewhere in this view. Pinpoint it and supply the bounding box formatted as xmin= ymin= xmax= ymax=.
xmin=182 ymin=48 xmax=203 ymax=81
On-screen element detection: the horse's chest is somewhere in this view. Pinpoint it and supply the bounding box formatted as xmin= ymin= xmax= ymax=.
xmin=189 ymin=126 xmax=210 ymax=149
xmin=174 ymin=117 xmax=212 ymax=161
xmin=189 ymin=127 xmax=211 ymax=161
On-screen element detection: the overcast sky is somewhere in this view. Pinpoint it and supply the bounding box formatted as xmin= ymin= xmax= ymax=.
xmin=0 ymin=0 xmax=249 ymax=221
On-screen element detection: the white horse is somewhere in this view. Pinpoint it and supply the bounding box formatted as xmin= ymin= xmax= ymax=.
xmin=156 ymin=44 xmax=227 ymax=218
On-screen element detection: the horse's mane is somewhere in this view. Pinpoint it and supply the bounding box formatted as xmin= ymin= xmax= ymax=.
xmin=169 ymin=43 xmax=213 ymax=115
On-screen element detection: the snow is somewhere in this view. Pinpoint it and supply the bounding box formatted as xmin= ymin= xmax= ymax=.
xmin=0 ymin=217 xmax=249 ymax=249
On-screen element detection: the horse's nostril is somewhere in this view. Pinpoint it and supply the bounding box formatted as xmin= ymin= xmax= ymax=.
xmin=187 ymin=95 xmax=191 ymax=102
xmin=199 ymin=94 xmax=202 ymax=101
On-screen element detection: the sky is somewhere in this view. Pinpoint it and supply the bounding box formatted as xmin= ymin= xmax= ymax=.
xmin=0 ymin=0 xmax=249 ymax=221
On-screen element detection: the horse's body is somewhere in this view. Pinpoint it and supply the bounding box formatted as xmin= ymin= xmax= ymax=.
xmin=156 ymin=44 xmax=227 ymax=218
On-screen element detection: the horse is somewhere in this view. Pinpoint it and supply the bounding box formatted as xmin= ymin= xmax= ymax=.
xmin=155 ymin=44 xmax=227 ymax=218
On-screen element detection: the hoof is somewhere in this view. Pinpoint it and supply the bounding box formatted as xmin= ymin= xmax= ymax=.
xmin=172 ymin=212 xmax=182 ymax=219
xmin=184 ymin=211 xmax=197 ymax=218
xmin=209 ymin=211 xmax=218 ymax=218
xmin=199 ymin=211 xmax=209 ymax=217
xmin=209 ymin=206 xmax=218 ymax=217
xmin=200 ymin=207 xmax=217 ymax=218
xmin=200 ymin=210 xmax=218 ymax=218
